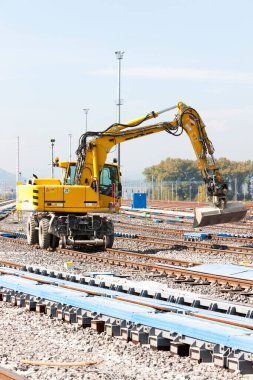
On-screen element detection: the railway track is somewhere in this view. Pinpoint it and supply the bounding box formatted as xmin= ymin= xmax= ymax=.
xmin=116 ymin=221 xmax=253 ymax=242
xmin=1 ymin=263 xmax=253 ymax=372
xmin=114 ymin=234 xmax=253 ymax=258
xmin=57 ymin=247 xmax=200 ymax=269
xmin=1 ymin=263 xmax=253 ymax=319
xmin=0 ymin=235 xmax=199 ymax=268
xmin=0 ymin=367 xmax=26 ymax=380
xmin=0 ymin=262 xmax=252 ymax=312
xmin=104 ymin=248 xmax=200 ymax=267
xmin=0 ymin=236 xmax=252 ymax=289
xmin=0 ymin=259 xmax=23 ymax=269
xmin=1 ymin=233 xmax=253 ymax=288
xmin=0 ymin=200 xmax=16 ymax=207
xmin=55 ymin=247 xmax=253 ymax=289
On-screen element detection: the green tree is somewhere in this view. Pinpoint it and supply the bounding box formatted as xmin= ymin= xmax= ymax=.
xmin=143 ymin=157 xmax=253 ymax=201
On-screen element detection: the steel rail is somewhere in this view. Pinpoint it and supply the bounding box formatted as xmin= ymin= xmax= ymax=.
xmin=57 ymin=248 xmax=196 ymax=268
xmin=191 ymin=313 xmax=253 ymax=331
xmin=106 ymin=248 xmax=199 ymax=267
xmin=114 ymin=234 xmax=253 ymax=257
xmin=116 ymin=221 xmax=253 ymax=243
xmin=57 ymin=247 xmax=253 ymax=289
xmin=1 ymin=265 xmax=253 ymax=333
xmin=0 ymin=259 xmax=23 ymax=268
xmin=0 ymin=367 xmax=26 ymax=380
xmin=0 ymin=235 xmax=200 ymax=268
xmin=135 ymin=235 xmax=253 ymax=254
xmin=1 ymin=232 xmax=253 ymax=287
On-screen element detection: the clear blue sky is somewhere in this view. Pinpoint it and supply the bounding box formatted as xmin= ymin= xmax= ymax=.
xmin=0 ymin=0 xmax=253 ymax=180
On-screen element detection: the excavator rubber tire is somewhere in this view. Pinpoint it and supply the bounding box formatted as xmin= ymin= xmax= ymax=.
xmin=104 ymin=220 xmax=114 ymax=248
xmin=27 ymin=215 xmax=38 ymax=245
xmin=38 ymin=218 xmax=51 ymax=249
xmin=50 ymin=234 xmax=59 ymax=249
xmin=105 ymin=234 xmax=114 ymax=248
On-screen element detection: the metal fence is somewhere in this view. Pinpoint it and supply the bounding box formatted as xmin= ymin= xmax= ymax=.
xmin=0 ymin=182 xmax=15 ymax=200
xmin=122 ymin=178 xmax=253 ymax=202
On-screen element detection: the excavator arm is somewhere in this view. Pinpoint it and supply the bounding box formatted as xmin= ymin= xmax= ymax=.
xmin=72 ymin=101 xmax=246 ymax=227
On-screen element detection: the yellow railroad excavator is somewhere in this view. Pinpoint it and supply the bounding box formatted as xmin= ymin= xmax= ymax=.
xmin=16 ymin=102 xmax=247 ymax=249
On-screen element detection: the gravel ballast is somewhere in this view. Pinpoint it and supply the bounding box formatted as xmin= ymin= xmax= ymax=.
xmin=0 ymin=213 xmax=253 ymax=379
xmin=0 ymin=302 xmax=246 ymax=380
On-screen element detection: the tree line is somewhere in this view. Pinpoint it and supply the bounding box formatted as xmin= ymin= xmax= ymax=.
xmin=143 ymin=158 xmax=253 ymax=201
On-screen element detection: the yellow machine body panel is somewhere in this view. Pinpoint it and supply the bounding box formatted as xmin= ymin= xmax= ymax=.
xmin=62 ymin=186 xmax=98 ymax=210
xmin=17 ymin=184 xmax=44 ymax=211
xmin=17 ymin=181 xmax=121 ymax=213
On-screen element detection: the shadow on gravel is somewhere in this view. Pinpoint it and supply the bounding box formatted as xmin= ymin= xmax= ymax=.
xmin=169 ymin=244 xmax=187 ymax=251
xmin=72 ymin=246 xmax=106 ymax=253
xmin=132 ymin=248 xmax=173 ymax=255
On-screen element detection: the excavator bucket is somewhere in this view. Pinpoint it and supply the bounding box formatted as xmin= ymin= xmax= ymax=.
xmin=193 ymin=202 xmax=247 ymax=228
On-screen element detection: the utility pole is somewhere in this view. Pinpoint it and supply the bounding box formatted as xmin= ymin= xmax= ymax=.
xmin=115 ymin=50 xmax=125 ymax=166
xmin=151 ymin=175 xmax=154 ymax=200
xmin=83 ymin=109 xmax=89 ymax=132
xmin=189 ymin=178 xmax=195 ymax=202
xmin=50 ymin=139 xmax=55 ymax=178
xmin=234 ymin=177 xmax=238 ymax=201
xmin=16 ymin=136 xmax=20 ymax=183
xmin=68 ymin=134 xmax=72 ymax=161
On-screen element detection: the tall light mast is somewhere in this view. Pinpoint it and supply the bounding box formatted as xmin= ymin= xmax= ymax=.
xmin=115 ymin=51 xmax=125 ymax=166
xmin=83 ymin=108 xmax=90 ymax=132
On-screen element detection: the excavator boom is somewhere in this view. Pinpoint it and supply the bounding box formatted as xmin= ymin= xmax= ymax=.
xmin=73 ymin=101 xmax=247 ymax=227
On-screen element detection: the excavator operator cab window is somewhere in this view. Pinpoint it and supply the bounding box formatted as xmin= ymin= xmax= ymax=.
xmin=65 ymin=164 xmax=76 ymax=185
xmin=100 ymin=165 xmax=121 ymax=197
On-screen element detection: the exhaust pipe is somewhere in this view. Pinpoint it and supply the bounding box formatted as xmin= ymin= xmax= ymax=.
xmin=193 ymin=202 xmax=247 ymax=228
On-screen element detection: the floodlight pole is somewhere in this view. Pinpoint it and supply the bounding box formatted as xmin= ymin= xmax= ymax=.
xmin=50 ymin=139 xmax=55 ymax=178
xmin=68 ymin=133 xmax=72 ymax=162
xmin=83 ymin=108 xmax=89 ymax=133
xmin=115 ymin=51 xmax=125 ymax=167
xmin=16 ymin=136 xmax=20 ymax=183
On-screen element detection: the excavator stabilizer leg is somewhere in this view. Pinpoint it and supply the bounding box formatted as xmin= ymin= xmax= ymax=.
xmin=193 ymin=202 xmax=247 ymax=228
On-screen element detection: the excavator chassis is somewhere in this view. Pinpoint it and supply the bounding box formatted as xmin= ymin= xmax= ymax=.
xmin=27 ymin=213 xmax=114 ymax=250
xmin=193 ymin=202 xmax=247 ymax=228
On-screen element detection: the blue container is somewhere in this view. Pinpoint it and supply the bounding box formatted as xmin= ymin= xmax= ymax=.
xmin=132 ymin=193 xmax=147 ymax=209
